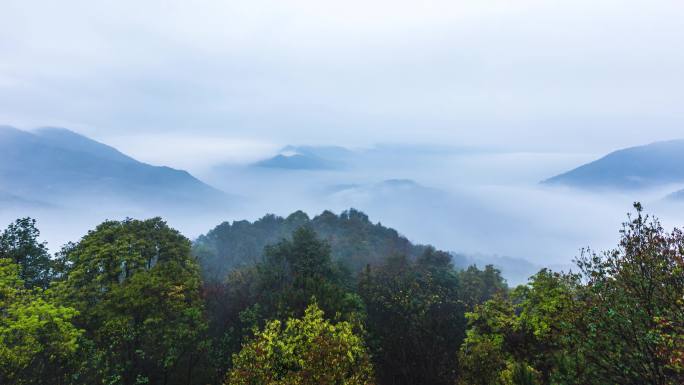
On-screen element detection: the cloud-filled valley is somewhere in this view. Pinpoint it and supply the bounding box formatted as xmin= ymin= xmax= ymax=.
xmin=3 ymin=125 xmax=683 ymax=284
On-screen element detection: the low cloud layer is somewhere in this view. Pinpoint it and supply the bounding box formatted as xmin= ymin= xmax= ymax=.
xmin=1 ymin=0 xmax=683 ymax=168
xmin=2 ymin=1 xmax=684 ymax=282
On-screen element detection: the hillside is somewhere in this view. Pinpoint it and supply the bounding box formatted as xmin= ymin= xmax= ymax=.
xmin=193 ymin=208 xmax=428 ymax=281
xmin=0 ymin=190 xmax=51 ymax=208
xmin=252 ymin=145 xmax=351 ymax=170
xmin=542 ymin=139 xmax=684 ymax=189
xmin=0 ymin=126 xmax=226 ymax=209
xmin=667 ymin=189 xmax=684 ymax=201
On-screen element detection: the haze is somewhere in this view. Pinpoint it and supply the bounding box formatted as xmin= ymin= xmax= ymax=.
xmin=2 ymin=0 xmax=684 ymax=164
xmin=1 ymin=0 xmax=684 ymax=283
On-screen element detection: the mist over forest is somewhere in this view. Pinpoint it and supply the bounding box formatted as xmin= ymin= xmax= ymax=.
xmin=2 ymin=1 xmax=684 ymax=384
xmin=2 ymin=127 xmax=684 ymax=284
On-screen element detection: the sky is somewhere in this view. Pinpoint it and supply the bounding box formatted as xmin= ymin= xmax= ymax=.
xmin=1 ymin=0 xmax=683 ymax=168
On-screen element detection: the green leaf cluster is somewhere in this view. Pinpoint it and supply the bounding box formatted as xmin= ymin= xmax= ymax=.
xmin=0 ymin=258 xmax=81 ymax=384
xmin=53 ymin=218 xmax=208 ymax=385
xmin=226 ymin=303 xmax=374 ymax=385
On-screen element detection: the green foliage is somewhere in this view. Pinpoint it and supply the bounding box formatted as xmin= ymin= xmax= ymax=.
xmin=458 ymin=264 xmax=507 ymax=310
xmin=202 ymin=226 xmax=364 ymax=382
xmin=0 ymin=258 xmax=82 ymax=384
xmin=3 ymin=204 xmax=683 ymax=385
xmin=359 ymin=248 xmax=467 ymax=385
xmin=459 ymin=203 xmax=684 ymax=385
xmin=458 ymin=269 xmax=582 ymax=385
xmin=573 ymin=203 xmax=684 ymax=385
xmin=194 ymin=209 xmax=426 ymax=281
xmin=500 ymin=362 xmax=541 ymax=385
xmin=654 ymin=311 xmax=684 ymax=378
xmin=0 ymin=218 xmax=53 ymax=289
xmin=225 ymin=303 xmax=374 ymax=385
xmin=458 ymin=293 xmax=514 ymax=385
xmin=54 ymin=218 xmax=208 ymax=385
xmin=256 ymin=226 xmax=363 ymax=319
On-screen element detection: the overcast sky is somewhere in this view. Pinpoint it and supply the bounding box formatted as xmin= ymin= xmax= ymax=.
xmin=1 ymin=0 xmax=683 ymax=166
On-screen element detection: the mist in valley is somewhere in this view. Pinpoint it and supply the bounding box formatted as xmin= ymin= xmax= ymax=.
xmin=4 ymin=137 xmax=684 ymax=285
xmin=4 ymin=2 xmax=684 ymax=384
xmin=2 ymin=0 xmax=683 ymax=285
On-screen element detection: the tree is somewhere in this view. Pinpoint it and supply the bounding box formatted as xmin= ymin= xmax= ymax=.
xmin=0 ymin=218 xmax=53 ymax=289
xmin=193 ymin=209 xmax=426 ymax=281
xmin=204 ymin=227 xmax=364 ymax=381
xmin=458 ymin=292 xmax=515 ymax=385
xmin=202 ymin=267 xmax=262 ymax=385
xmin=255 ymin=226 xmax=362 ymax=320
xmin=225 ymin=303 xmax=374 ymax=385
xmin=0 ymin=258 xmax=81 ymax=385
xmin=458 ymin=204 xmax=684 ymax=385
xmin=458 ymin=264 xmax=507 ymax=310
xmin=458 ymin=269 xmax=582 ymax=385
xmin=359 ymin=248 xmax=467 ymax=385
xmin=574 ymin=203 xmax=684 ymax=385
xmin=54 ymin=218 xmax=208 ymax=385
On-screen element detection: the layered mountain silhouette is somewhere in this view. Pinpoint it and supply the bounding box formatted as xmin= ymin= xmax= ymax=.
xmin=0 ymin=126 xmax=227 ymax=210
xmin=543 ymin=140 xmax=684 ymax=189
xmin=252 ymin=145 xmax=352 ymax=170
xmin=194 ymin=208 xmax=431 ymax=281
xmin=666 ymin=189 xmax=684 ymax=201
xmin=194 ymin=207 xmax=538 ymax=285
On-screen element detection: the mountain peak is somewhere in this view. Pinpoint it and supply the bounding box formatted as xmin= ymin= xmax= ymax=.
xmin=32 ymin=126 xmax=136 ymax=164
xmin=543 ymin=139 xmax=684 ymax=189
xmin=0 ymin=125 xmax=228 ymax=211
xmin=0 ymin=125 xmax=33 ymax=139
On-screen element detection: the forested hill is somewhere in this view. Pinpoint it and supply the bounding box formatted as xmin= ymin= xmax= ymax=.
xmin=193 ymin=209 xmax=428 ymax=280
xmin=3 ymin=205 xmax=683 ymax=384
xmin=542 ymin=139 xmax=684 ymax=189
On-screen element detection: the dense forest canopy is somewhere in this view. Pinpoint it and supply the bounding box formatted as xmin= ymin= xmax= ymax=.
xmin=0 ymin=204 xmax=682 ymax=384
xmin=193 ymin=209 xmax=427 ymax=281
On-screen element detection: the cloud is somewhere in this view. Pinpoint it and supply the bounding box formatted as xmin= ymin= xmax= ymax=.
xmin=1 ymin=0 xmax=683 ymax=167
xmin=104 ymin=134 xmax=279 ymax=171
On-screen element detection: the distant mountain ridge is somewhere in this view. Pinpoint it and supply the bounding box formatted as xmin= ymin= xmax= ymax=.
xmin=193 ymin=208 xmax=429 ymax=281
xmin=33 ymin=127 xmax=136 ymax=163
xmin=253 ymin=145 xmax=352 ymax=170
xmin=0 ymin=190 xmax=52 ymax=208
xmin=194 ymin=208 xmax=540 ymax=285
xmin=543 ymin=139 xmax=684 ymax=189
xmin=667 ymin=189 xmax=684 ymax=201
xmin=450 ymin=253 xmax=544 ymax=286
xmin=0 ymin=125 xmax=227 ymax=210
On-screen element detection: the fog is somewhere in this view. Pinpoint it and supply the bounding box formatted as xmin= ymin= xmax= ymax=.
xmin=2 ymin=0 xmax=684 ymax=151
xmin=2 ymin=0 xmax=684 ymax=283
xmin=203 ymin=147 xmax=684 ymax=265
xmin=2 ymin=137 xmax=684 ymax=285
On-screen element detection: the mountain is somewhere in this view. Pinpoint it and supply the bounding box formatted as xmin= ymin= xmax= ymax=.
xmin=542 ymin=139 xmax=684 ymax=189
xmin=194 ymin=208 xmax=542 ymax=285
xmin=33 ymin=127 xmax=136 ymax=163
xmin=0 ymin=126 xmax=227 ymax=210
xmin=0 ymin=190 xmax=51 ymax=209
xmin=666 ymin=189 xmax=684 ymax=201
xmin=451 ymin=253 xmax=542 ymax=286
xmin=255 ymin=154 xmax=339 ymax=170
xmin=252 ymin=145 xmax=352 ymax=170
xmin=323 ymin=179 xmax=448 ymax=214
xmin=193 ymin=208 xmax=429 ymax=281
xmin=328 ymin=179 xmax=439 ymax=199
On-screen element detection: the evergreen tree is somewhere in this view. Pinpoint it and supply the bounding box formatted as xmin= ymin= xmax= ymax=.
xmin=54 ymin=218 xmax=208 ymax=385
xmin=359 ymin=248 xmax=467 ymax=385
xmin=0 ymin=218 xmax=53 ymax=289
